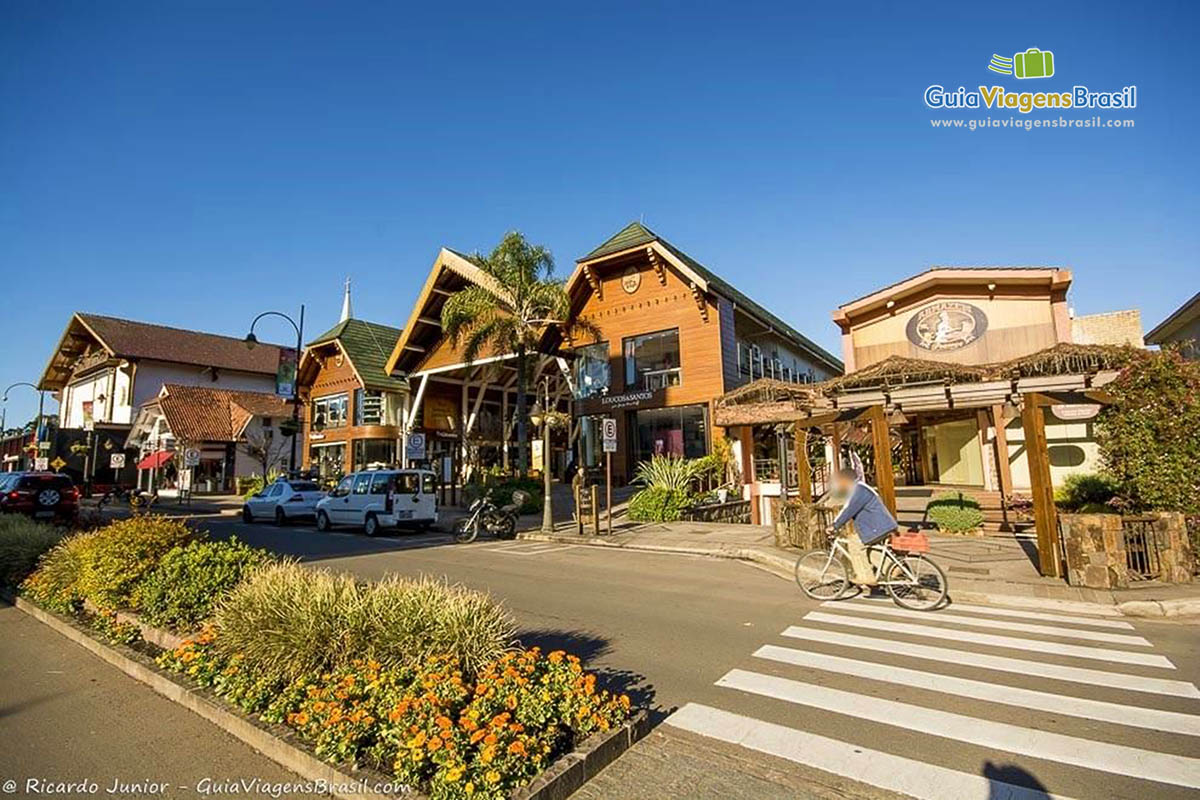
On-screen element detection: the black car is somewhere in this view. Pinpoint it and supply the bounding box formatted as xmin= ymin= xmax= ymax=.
xmin=0 ymin=471 xmax=80 ymax=521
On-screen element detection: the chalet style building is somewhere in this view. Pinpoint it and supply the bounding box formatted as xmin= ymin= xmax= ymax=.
xmin=38 ymin=313 xmax=287 ymax=488
xmin=297 ymin=292 xmax=405 ymax=479
xmin=385 ymin=222 xmax=842 ymax=485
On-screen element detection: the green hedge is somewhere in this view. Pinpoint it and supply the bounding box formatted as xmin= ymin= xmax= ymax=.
xmin=628 ymin=487 xmax=691 ymax=522
xmin=134 ymin=537 xmax=272 ymax=631
xmin=926 ymin=492 xmax=984 ymax=533
xmin=1055 ymin=472 xmax=1119 ymax=513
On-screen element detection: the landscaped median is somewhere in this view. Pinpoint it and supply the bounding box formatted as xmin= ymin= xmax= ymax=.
xmin=2 ymin=514 xmax=645 ymax=800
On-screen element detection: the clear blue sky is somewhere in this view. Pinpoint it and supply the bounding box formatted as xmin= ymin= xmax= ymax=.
xmin=2 ymin=1 xmax=1197 ymax=424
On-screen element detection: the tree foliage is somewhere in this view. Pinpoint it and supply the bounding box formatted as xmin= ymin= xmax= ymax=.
xmin=1096 ymin=347 xmax=1200 ymax=513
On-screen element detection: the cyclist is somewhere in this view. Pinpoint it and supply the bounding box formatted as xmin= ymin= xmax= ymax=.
xmin=829 ymin=467 xmax=899 ymax=586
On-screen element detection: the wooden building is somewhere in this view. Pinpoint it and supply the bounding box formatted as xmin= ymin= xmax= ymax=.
xmin=298 ymin=315 xmax=406 ymax=480
xmin=384 ymin=223 xmax=841 ymax=486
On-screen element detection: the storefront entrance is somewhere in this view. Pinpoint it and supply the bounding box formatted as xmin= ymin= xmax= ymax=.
xmin=630 ymin=404 xmax=708 ymax=465
xmin=920 ymin=418 xmax=984 ymax=486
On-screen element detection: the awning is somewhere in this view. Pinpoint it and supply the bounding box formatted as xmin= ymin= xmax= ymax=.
xmin=137 ymin=450 xmax=173 ymax=470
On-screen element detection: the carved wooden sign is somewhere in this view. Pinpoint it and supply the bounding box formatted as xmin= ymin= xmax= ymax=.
xmin=905 ymin=301 xmax=988 ymax=352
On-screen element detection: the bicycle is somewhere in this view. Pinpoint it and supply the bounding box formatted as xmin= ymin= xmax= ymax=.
xmin=794 ymin=529 xmax=948 ymax=611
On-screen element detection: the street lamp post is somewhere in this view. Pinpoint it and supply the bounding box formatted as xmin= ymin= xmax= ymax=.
xmin=245 ymin=305 xmax=305 ymax=476
xmin=529 ymin=375 xmax=554 ymax=535
xmin=3 ymin=382 xmax=47 ymax=468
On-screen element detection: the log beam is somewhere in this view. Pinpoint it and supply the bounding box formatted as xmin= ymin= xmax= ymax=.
xmin=794 ymin=427 xmax=812 ymax=503
xmin=866 ymin=405 xmax=897 ymax=515
xmin=1021 ymin=393 xmax=1061 ymax=577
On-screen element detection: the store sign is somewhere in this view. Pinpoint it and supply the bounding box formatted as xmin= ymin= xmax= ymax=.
xmin=578 ymin=388 xmax=665 ymax=416
xmin=276 ymin=347 xmax=298 ymax=397
xmin=1051 ymin=403 xmax=1101 ymax=421
xmin=81 ymin=401 xmax=95 ymax=431
xmin=906 ymin=301 xmax=988 ymax=353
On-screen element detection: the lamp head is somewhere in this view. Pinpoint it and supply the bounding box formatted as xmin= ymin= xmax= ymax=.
xmin=244 ymin=332 xmax=259 ymax=350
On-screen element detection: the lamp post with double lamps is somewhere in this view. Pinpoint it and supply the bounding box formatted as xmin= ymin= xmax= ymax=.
xmin=2 ymin=382 xmax=47 ymax=469
xmin=244 ymin=306 xmax=305 ymax=476
xmin=528 ymin=375 xmax=556 ymax=535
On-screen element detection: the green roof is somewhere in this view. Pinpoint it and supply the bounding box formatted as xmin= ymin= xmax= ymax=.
xmin=583 ymin=222 xmax=843 ymax=373
xmin=308 ymin=318 xmax=407 ymax=391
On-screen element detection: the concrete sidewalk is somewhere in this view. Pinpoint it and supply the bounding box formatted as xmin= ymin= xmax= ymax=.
xmin=518 ymin=521 xmax=1200 ymax=618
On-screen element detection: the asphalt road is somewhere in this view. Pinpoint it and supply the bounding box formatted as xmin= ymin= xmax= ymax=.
xmin=201 ymin=515 xmax=1200 ymax=800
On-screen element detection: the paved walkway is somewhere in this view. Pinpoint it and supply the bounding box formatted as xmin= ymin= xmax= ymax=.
xmin=518 ymin=521 xmax=1200 ymax=615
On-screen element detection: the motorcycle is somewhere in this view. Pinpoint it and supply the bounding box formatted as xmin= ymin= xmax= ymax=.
xmin=452 ymin=490 xmax=528 ymax=543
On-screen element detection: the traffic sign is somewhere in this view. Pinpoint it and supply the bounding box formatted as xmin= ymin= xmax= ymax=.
xmin=110 ymin=453 xmax=126 ymax=469
xmin=184 ymin=447 xmax=201 ymax=467
xmin=50 ymin=456 xmax=66 ymax=471
xmin=35 ymin=457 xmax=49 ymax=471
xmin=405 ymin=432 xmax=426 ymax=461
xmin=601 ymin=417 xmax=617 ymax=452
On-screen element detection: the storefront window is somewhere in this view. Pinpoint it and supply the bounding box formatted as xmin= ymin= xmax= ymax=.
xmin=353 ymin=438 xmax=397 ymax=468
xmin=624 ymin=329 xmax=681 ymax=390
xmin=579 ymin=416 xmax=604 ymax=468
xmin=356 ymin=390 xmax=384 ymax=426
xmin=312 ymin=394 xmax=349 ymax=429
xmin=633 ymin=405 xmax=707 ymax=463
xmin=574 ymin=343 xmax=610 ymax=399
xmin=309 ymin=443 xmax=345 ymax=480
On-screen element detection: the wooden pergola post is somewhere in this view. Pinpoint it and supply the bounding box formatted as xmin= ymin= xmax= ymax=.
xmin=830 ymin=422 xmax=842 ymax=474
xmin=866 ymin=405 xmax=897 ymax=515
xmin=794 ymin=426 xmax=812 ymax=503
xmin=1021 ymin=393 xmax=1060 ymax=577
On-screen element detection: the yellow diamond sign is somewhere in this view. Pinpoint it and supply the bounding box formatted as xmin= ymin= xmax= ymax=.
xmin=50 ymin=456 xmax=67 ymax=471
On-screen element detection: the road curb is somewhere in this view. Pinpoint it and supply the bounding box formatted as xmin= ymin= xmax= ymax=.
xmin=10 ymin=596 xmax=648 ymax=800
xmin=516 ymin=531 xmax=1200 ymax=618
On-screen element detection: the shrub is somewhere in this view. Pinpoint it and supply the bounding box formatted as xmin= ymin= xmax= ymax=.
xmin=627 ymin=487 xmax=691 ymax=522
xmin=0 ymin=516 xmax=66 ymax=588
xmin=158 ymin=637 xmax=630 ymax=800
xmin=1096 ymin=347 xmax=1200 ymax=513
xmin=634 ymin=455 xmax=699 ymax=493
xmin=20 ymin=516 xmax=195 ymax=613
xmin=133 ymin=537 xmax=272 ymax=631
xmin=1055 ymin=472 xmax=1119 ymax=512
xmin=486 ymin=479 xmax=542 ymax=515
xmin=926 ymin=492 xmax=984 ymax=533
xmin=214 ymin=565 xmax=515 ymax=684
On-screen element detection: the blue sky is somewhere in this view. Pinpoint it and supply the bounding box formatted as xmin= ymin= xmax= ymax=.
xmin=2 ymin=1 xmax=1197 ymax=424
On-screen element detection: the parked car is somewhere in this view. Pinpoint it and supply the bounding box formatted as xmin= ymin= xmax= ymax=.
xmin=242 ymin=478 xmax=326 ymax=525
xmin=315 ymin=469 xmax=438 ymax=535
xmin=0 ymin=472 xmax=79 ymax=521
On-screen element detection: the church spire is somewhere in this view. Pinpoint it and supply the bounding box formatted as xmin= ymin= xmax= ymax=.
xmin=340 ymin=276 xmax=353 ymax=322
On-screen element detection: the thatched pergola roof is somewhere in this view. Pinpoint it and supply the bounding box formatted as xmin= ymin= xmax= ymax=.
xmin=715 ymin=343 xmax=1141 ymax=425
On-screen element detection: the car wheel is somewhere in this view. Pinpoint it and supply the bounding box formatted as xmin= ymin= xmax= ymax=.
xmin=316 ymin=511 xmax=331 ymax=532
xmin=275 ymin=507 xmax=288 ymax=526
xmin=364 ymin=513 xmax=379 ymax=537
xmin=242 ymin=506 xmax=254 ymax=524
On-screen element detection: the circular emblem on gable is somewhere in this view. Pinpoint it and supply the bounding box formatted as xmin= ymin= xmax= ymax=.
xmin=334 ymin=352 xmax=345 ymax=367
xmin=621 ymin=266 xmax=642 ymax=294
xmin=905 ymin=301 xmax=988 ymax=352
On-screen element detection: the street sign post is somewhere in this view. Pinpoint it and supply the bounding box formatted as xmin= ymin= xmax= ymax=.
xmin=110 ymin=453 xmax=126 ymax=470
xmin=601 ymin=417 xmax=617 ymax=535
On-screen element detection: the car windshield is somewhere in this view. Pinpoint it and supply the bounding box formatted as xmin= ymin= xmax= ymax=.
xmin=289 ymin=481 xmax=320 ymax=491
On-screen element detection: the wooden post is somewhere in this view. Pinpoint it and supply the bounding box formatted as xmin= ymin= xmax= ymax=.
xmin=830 ymin=422 xmax=842 ymax=474
xmin=1021 ymin=393 xmax=1060 ymax=578
xmin=990 ymin=404 xmax=1014 ymax=497
xmin=590 ymin=485 xmax=600 ymax=536
xmin=794 ymin=426 xmax=812 ymax=503
xmin=867 ymin=405 xmax=897 ymax=515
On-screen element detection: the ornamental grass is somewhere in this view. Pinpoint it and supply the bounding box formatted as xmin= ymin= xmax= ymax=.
xmin=0 ymin=515 xmax=66 ymax=588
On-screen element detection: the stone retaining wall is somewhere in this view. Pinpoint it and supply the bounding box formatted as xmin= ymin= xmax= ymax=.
xmin=1060 ymin=512 xmax=1195 ymax=589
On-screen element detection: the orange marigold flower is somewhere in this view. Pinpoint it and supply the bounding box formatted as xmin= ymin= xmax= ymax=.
xmin=506 ymin=695 xmax=518 ymax=710
xmin=470 ymin=729 xmax=487 ymax=744
xmin=483 ymin=733 xmax=498 ymax=746
xmin=508 ymin=741 xmax=527 ymax=757
xmin=548 ymin=651 xmax=564 ymax=664
xmin=427 ymin=735 xmax=443 ymax=752
xmin=436 ymin=715 xmax=453 ymax=730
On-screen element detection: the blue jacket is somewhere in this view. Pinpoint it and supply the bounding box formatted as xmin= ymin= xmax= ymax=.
xmin=832 ymin=482 xmax=898 ymax=544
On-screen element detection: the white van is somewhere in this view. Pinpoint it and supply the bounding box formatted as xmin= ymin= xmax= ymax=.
xmin=315 ymin=469 xmax=438 ymax=536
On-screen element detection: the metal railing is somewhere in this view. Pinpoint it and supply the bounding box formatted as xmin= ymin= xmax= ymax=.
xmin=1122 ymin=516 xmax=1162 ymax=581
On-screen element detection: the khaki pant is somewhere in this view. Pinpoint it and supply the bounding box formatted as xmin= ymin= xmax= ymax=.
xmin=840 ymin=522 xmax=877 ymax=585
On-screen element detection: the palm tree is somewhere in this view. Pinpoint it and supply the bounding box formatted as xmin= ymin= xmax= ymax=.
xmin=440 ymin=231 xmax=596 ymax=473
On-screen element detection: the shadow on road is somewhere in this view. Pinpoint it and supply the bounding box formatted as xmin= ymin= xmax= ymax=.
xmin=982 ymin=760 xmax=1052 ymax=799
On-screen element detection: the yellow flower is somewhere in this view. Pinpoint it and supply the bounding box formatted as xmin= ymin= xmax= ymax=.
xmin=485 ymin=770 xmax=500 ymax=784
xmin=444 ymin=766 xmax=464 ymax=782
xmin=464 ymin=782 xmax=475 ymax=796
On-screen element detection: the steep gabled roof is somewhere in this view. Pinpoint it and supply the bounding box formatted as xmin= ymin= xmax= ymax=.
xmin=304 ymin=318 xmax=406 ymax=392
xmin=576 ymin=221 xmax=843 ymax=373
xmin=154 ymin=384 xmax=291 ymax=442
xmin=39 ymin=313 xmax=285 ymax=391
xmin=1145 ymin=291 xmax=1200 ymax=345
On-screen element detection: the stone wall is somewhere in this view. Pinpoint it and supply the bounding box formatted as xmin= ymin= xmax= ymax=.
xmin=775 ymin=501 xmax=834 ymax=550
xmin=1060 ymin=512 xmax=1195 ymax=589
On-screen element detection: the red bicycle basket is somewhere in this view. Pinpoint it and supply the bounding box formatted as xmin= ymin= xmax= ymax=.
xmin=890 ymin=532 xmax=930 ymax=553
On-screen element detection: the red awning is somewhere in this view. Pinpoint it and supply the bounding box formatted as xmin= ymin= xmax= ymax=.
xmin=136 ymin=450 xmax=173 ymax=470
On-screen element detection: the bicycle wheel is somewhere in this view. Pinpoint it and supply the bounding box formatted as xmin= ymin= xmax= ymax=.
xmin=795 ymin=549 xmax=851 ymax=601
xmin=884 ymin=554 xmax=948 ymax=611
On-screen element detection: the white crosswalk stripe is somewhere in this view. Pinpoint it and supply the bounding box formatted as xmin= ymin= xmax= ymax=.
xmin=665 ymin=596 xmax=1200 ymax=799
xmin=822 ymin=600 xmax=1153 ymax=646
xmin=804 ymin=610 xmax=1175 ymax=667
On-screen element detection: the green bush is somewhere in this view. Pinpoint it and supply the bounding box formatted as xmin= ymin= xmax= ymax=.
xmin=1055 ymin=472 xmax=1119 ymax=512
xmin=634 ymin=455 xmax=699 ymax=492
xmin=133 ymin=538 xmax=272 ymax=631
xmin=926 ymin=492 xmax=984 ymax=533
xmin=1096 ymin=347 xmax=1200 ymax=513
xmin=21 ymin=516 xmax=195 ymax=612
xmin=627 ymin=487 xmax=691 ymax=522
xmin=214 ymin=563 xmax=515 ymax=684
xmin=0 ymin=516 xmax=66 ymax=588
xmin=487 ymin=478 xmax=542 ymax=514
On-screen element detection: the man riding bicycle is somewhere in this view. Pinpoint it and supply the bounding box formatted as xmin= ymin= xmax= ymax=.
xmin=828 ymin=467 xmax=899 ymax=586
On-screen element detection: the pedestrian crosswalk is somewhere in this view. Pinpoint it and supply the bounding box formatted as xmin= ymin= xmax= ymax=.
xmin=664 ymin=595 xmax=1200 ymax=799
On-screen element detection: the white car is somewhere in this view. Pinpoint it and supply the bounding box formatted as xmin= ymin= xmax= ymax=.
xmin=315 ymin=469 xmax=438 ymax=536
xmin=242 ymin=479 xmax=326 ymax=525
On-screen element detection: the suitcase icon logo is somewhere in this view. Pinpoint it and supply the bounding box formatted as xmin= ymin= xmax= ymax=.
xmin=988 ymin=48 xmax=1055 ymax=79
